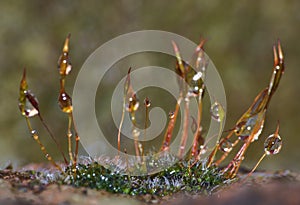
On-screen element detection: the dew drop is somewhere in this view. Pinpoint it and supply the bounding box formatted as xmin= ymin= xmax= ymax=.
xmin=126 ymin=93 xmax=139 ymax=112
xmin=168 ymin=111 xmax=175 ymax=119
xmin=199 ymin=145 xmax=207 ymax=155
xmin=220 ymin=140 xmax=233 ymax=153
xmin=191 ymin=117 xmax=197 ymax=133
xmin=58 ymin=90 xmax=73 ymax=113
xmin=236 ymin=111 xmax=265 ymax=141
xmin=187 ymin=70 xmax=205 ymax=97
xmin=31 ymin=130 xmax=38 ymax=140
xmin=144 ymin=97 xmax=151 ymax=108
xmin=264 ymin=134 xmax=282 ymax=155
xmin=210 ymin=101 xmax=224 ymax=122
xmin=133 ymin=129 xmax=140 ymax=138
xmin=58 ymin=35 xmax=72 ymax=76
xmin=20 ymin=91 xmax=40 ymax=118
xmin=25 ymin=107 xmax=39 ymax=117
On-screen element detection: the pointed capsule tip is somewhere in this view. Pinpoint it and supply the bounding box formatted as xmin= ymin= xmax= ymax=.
xmin=277 ymin=40 xmax=284 ymax=60
xmin=20 ymin=68 xmax=27 ymax=87
xmin=196 ymin=38 xmax=207 ymax=51
xmin=171 ymin=41 xmax=179 ymax=53
xmin=273 ymin=44 xmax=278 ymax=66
xmin=128 ymin=67 xmax=132 ymax=74
xmin=63 ymin=34 xmax=71 ymax=53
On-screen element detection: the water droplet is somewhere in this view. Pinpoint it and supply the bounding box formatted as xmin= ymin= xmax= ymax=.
xmin=19 ymin=90 xmax=40 ymax=118
xmin=264 ymin=134 xmax=282 ymax=155
xmin=236 ymin=111 xmax=265 ymax=141
xmin=31 ymin=130 xmax=39 ymax=140
xmin=220 ymin=140 xmax=233 ymax=153
xmin=58 ymin=35 xmax=72 ymax=76
xmin=168 ymin=111 xmax=175 ymax=119
xmin=210 ymin=101 xmax=224 ymax=122
xmin=191 ymin=117 xmax=197 ymax=133
xmin=192 ymin=72 xmax=202 ymax=81
xmin=144 ymin=97 xmax=151 ymax=107
xmin=126 ymin=93 xmax=139 ymax=112
xmin=133 ymin=129 xmax=140 ymax=138
xmin=199 ymin=145 xmax=207 ymax=155
xmin=58 ymin=89 xmax=73 ymax=113
xmin=187 ymin=71 xmax=205 ymax=97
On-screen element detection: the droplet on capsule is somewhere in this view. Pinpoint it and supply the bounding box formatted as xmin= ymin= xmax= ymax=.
xmin=168 ymin=111 xmax=175 ymax=119
xmin=220 ymin=139 xmax=233 ymax=153
xmin=58 ymin=34 xmax=72 ymax=76
xmin=210 ymin=101 xmax=224 ymax=122
xmin=126 ymin=93 xmax=139 ymax=112
xmin=199 ymin=145 xmax=207 ymax=155
xmin=144 ymin=97 xmax=151 ymax=108
xmin=58 ymin=89 xmax=73 ymax=113
xmin=264 ymin=134 xmax=282 ymax=155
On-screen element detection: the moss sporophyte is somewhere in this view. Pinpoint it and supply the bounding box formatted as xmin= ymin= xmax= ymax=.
xmin=18 ymin=35 xmax=285 ymax=196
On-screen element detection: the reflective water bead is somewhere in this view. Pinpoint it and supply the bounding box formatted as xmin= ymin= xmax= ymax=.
xmin=168 ymin=111 xmax=175 ymax=119
xmin=199 ymin=145 xmax=207 ymax=155
xmin=31 ymin=130 xmax=39 ymax=140
xmin=210 ymin=101 xmax=224 ymax=122
xmin=58 ymin=90 xmax=73 ymax=113
xmin=236 ymin=111 xmax=265 ymax=141
xmin=58 ymin=34 xmax=72 ymax=76
xmin=144 ymin=97 xmax=151 ymax=107
xmin=264 ymin=134 xmax=282 ymax=155
xmin=220 ymin=140 xmax=233 ymax=153
xmin=126 ymin=93 xmax=139 ymax=112
xmin=133 ymin=128 xmax=140 ymax=138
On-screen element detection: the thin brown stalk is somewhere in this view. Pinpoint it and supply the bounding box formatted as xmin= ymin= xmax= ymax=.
xmin=25 ymin=117 xmax=62 ymax=171
xmin=38 ymin=114 xmax=68 ymax=165
xmin=178 ymin=97 xmax=190 ymax=158
xmin=161 ymin=97 xmax=182 ymax=151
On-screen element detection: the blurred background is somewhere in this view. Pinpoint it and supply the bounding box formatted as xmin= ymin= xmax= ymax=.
xmin=0 ymin=0 xmax=299 ymax=171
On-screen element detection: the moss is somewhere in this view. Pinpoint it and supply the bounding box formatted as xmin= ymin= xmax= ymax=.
xmin=64 ymin=159 xmax=229 ymax=197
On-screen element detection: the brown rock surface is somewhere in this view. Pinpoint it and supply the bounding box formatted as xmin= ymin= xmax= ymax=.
xmin=0 ymin=167 xmax=299 ymax=205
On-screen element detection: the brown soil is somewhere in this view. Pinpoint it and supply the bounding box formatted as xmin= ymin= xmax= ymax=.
xmin=0 ymin=165 xmax=299 ymax=205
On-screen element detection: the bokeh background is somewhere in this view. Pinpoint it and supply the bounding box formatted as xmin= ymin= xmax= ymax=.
xmin=0 ymin=0 xmax=299 ymax=171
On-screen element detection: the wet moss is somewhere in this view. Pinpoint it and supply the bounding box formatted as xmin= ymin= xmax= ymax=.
xmin=64 ymin=159 xmax=229 ymax=197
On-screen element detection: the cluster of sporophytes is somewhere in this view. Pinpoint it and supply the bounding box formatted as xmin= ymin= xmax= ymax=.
xmin=18 ymin=35 xmax=284 ymax=196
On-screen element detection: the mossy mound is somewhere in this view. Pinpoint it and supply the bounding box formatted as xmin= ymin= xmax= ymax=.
xmin=64 ymin=159 xmax=230 ymax=197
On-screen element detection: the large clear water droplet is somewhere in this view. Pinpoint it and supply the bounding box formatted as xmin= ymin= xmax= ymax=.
xmin=20 ymin=90 xmax=40 ymax=118
xmin=264 ymin=134 xmax=282 ymax=155
xmin=187 ymin=72 xmax=204 ymax=97
xmin=236 ymin=111 xmax=265 ymax=141
xmin=210 ymin=102 xmax=224 ymax=122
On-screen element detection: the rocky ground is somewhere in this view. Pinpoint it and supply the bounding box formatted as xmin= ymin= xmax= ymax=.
xmin=0 ymin=165 xmax=299 ymax=205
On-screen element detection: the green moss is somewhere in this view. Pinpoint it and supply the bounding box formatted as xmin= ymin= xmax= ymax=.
xmin=64 ymin=159 xmax=229 ymax=197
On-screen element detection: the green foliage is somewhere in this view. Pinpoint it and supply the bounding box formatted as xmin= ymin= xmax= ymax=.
xmin=64 ymin=159 xmax=227 ymax=196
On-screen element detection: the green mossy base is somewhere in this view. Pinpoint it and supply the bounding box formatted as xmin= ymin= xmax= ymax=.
xmin=64 ymin=160 xmax=230 ymax=197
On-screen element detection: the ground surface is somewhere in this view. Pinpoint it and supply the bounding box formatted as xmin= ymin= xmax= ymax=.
xmin=0 ymin=165 xmax=299 ymax=205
